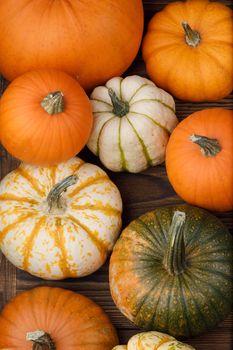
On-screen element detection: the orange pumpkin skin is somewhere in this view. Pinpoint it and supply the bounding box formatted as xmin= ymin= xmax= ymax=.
xmin=142 ymin=0 xmax=233 ymax=102
xmin=0 ymin=287 xmax=119 ymax=350
xmin=166 ymin=108 xmax=233 ymax=212
xmin=0 ymin=0 xmax=144 ymax=91
xmin=0 ymin=70 xmax=93 ymax=166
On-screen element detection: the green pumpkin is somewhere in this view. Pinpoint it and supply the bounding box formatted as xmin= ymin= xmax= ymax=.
xmin=109 ymin=205 xmax=233 ymax=337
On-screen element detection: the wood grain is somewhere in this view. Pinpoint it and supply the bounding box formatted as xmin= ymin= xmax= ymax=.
xmin=0 ymin=1 xmax=232 ymax=349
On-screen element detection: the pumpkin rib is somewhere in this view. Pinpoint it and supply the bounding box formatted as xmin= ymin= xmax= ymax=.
xmin=181 ymin=273 xmax=210 ymax=333
xmin=184 ymin=271 xmax=222 ymax=329
xmin=130 ymin=98 xmax=175 ymax=114
xmin=68 ymin=174 xmax=109 ymax=198
xmin=97 ymin=117 xmax=115 ymax=156
xmin=67 ymin=215 xmax=108 ymax=260
xmin=199 ymin=46 xmax=232 ymax=76
xmin=187 ymin=268 xmax=232 ymax=307
xmin=136 ymin=218 xmax=165 ymax=252
xmin=71 ymin=204 xmax=121 ymax=217
xmin=0 ymin=194 xmax=38 ymax=204
xmin=15 ymin=167 xmax=45 ymax=197
xmin=118 ymin=118 xmax=128 ymax=171
xmin=127 ymin=220 xmax=164 ymax=254
xmin=192 ymin=266 xmax=233 ymax=283
xmin=128 ymin=83 xmax=150 ymax=103
xmin=0 ymin=212 xmax=36 ymax=244
xmin=91 ymin=98 xmax=112 ymax=108
xmin=22 ymin=216 xmax=47 ymax=271
xmin=176 ymin=274 xmax=192 ymax=336
xmin=138 ymin=274 xmax=173 ymax=329
xmin=134 ymin=273 xmax=168 ymax=324
xmin=54 ymin=218 xmax=75 ymax=277
xmin=130 ymin=111 xmax=170 ymax=134
xmin=126 ymin=116 xmax=152 ymax=167
xmin=184 ymin=210 xmax=209 ymax=250
xmin=186 ymin=228 xmax=227 ymax=256
xmin=143 ymin=43 xmax=182 ymax=64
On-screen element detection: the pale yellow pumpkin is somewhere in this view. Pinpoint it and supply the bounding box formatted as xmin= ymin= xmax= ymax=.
xmin=87 ymin=75 xmax=178 ymax=173
xmin=0 ymin=157 xmax=122 ymax=279
xmin=112 ymin=332 xmax=195 ymax=350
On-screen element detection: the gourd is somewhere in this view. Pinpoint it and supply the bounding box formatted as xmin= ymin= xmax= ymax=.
xmin=109 ymin=205 xmax=233 ymax=337
xmin=142 ymin=0 xmax=233 ymax=101
xmin=0 ymin=286 xmax=119 ymax=350
xmin=0 ymin=157 xmax=122 ymax=279
xmin=0 ymin=0 xmax=144 ymax=91
xmin=166 ymin=108 xmax=233 ymax=212
xmin=113 ymin=331 xmax=195 ymax=350
xmin=87 ymin=75 xmax=178 ymax=173
xmin=0 ymin=69 xmax=93 ymax=166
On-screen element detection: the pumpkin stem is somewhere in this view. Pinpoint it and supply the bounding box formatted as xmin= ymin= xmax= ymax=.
xmin=190 ymin=134 xmax=221 ymax=157
xmin=164 ymin=211 xmax=186 ymax=276
xmin=47 ymin=175 xmax=78 ymax=212
xmin=182 ymin=22 xmax=201 ymax=48
xmin=41 ymin=91 xmax=64 ymax=115
xmin=26 ymin=330 xmax=56 ymax=350
xmin=108 ymin=88 xmax=129 ymax=117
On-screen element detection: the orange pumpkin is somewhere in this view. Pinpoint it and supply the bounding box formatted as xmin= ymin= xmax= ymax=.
xmin=0 ymin=0 xmax=144 ymax=91
xmin=166 ymin=108 xmax=233 ymax=212
xmin=0 ymin=286 xmax=118 ymax=350
xmin=142 ymin=0 xmax=233 ymax=102
xmin=0 ymin=69 xmax=93 ymax=166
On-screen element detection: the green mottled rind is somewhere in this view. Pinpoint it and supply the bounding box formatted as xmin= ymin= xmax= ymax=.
xmin=110 ymin=205 xmax=233 ymax=337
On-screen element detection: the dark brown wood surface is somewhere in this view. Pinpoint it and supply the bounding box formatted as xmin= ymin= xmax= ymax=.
xmin=0 ymin=1 xmax=232 ymax=349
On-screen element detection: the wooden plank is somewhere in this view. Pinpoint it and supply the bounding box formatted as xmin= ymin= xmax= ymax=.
xmin=0 ymin=0 xmax=232 ymax=349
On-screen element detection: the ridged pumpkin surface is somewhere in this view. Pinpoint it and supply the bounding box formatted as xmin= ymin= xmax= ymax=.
xmin=88 ymin=76 xmax=178 ymax=173
xmin=142 ymin=0 xmax=233 ymax=101
xmin=0 ymin=0 xmax=144 ymax=91
xmin=0 ymin=70 xmax=93 ymax=166
xmin=0 ymin=157 xmax=122 ymax=279
xmin=109 ymin=205 xmax=233 ymax=337
xmin=0 ymin=286 xmax=119 ymax=350
xmin=166 ymin=108 xmax=233 ymax=212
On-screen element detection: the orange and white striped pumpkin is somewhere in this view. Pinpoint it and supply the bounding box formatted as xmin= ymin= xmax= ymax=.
xmin=112 ymin=331 xmax=195 ymax=350
xmin=0 ymin=157 xmax=122 ymax=279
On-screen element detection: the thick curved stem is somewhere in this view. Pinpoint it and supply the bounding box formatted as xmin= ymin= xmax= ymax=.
xmin=26 ymin=330 xmax=56 ymax=350
xmin=47 ymin=175 xmax=78 ymax=212
xmin=182 ymin=22 xmax=201 ymax=48
xmin=164 ymin=211 xmax=186 ymax=275
xmin=108 ymin=88 xmax=129 ymax=117
xmin=41 ymin=91 xmax=64 ymax=115
xmin=190 ymin=134 xmax=221 ymax=157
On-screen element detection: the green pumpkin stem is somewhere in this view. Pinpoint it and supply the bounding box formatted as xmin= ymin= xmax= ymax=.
xmin=41 ymin=91 xmax=64 ymax=115
xmin=47 ymin=175 xmax=78 ymax=212
xmin=164 ymin=211 xmax=186 ymax=275
xmin=182 ymin=21 xmax=201 ymax=47
xmin=108 ymin=88 xmax=129 ymax=117
xmin=26 ymin=330 xmax=56 ymax=350
xmin=190 ymin=134 xmax=221 ymax=157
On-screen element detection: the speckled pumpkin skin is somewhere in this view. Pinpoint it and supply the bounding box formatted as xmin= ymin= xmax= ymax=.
xmin=109 ymin=205 xmax=233 ymax=337
xmin=0 ymin=157 xmax=122 ymax=280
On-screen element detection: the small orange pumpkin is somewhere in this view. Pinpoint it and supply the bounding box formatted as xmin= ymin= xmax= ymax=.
xmin=166 ymin=108 xmax=233 ymax=212
xmin=142 ymin=0 xmax=233 ymax=101
xmin=0 ymin=70 xmax=93 ymax=166
xmin=0 ymin=286 xmax=119 ymax=350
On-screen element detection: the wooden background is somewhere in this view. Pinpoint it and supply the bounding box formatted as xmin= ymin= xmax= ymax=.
xmin=0 ymin=0 xmax=232 ymax=349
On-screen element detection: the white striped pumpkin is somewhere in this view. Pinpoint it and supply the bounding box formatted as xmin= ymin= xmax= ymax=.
xmin=0 ymin=157 xmax=122 ymax=280
xmin=112 ymin=332 xmax=195 ymax=350
xmin=88 ymin=75 xmax=178 ymax=173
